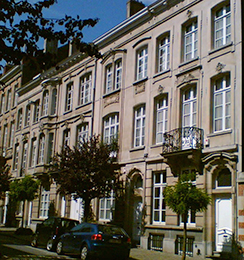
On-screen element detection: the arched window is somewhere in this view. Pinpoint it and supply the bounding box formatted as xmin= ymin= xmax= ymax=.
xmin=216 ymin=168 xmax=232 ymax=188
xmin=42 ymin=90 xmax=49 ymax=116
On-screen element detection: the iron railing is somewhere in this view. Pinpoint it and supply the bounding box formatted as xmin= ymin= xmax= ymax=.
xmin=162 ymin=127 xmax=204 ymax=154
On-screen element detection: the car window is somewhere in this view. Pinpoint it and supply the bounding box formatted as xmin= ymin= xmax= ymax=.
xmin=70 ymin=223 xmax=85 ymax=232
xmin=98 ymin=225 xmax=126 ymax=235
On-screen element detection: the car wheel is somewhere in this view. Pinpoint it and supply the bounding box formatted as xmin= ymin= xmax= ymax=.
xmin=56 ymin=241 xmax=63 ymax=255
xmin=30 ymin=236 xmax=38 ymax=247
xmin=80 ymin=244 xmax=89 ymax=260
xmin=46 ymin=239 xmax=53 ymax=251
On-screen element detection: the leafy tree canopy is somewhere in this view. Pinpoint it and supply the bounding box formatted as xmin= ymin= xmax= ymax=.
xmin=50 ymin=135 xmax=119 ymax=221
xmin=0 ymin=0 xmax=101 ymax=71
xmin=0 ymin=158 xmax=11 ymax=199
xmin=9 ymin=175 xmax=39 ymax=202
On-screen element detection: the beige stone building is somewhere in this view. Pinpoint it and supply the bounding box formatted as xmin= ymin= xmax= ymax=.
xmin=0 ymin=0 xmax=243 ymax=257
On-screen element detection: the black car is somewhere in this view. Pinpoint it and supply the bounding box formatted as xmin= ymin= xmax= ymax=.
xmin=56 ymin=222 xmax=131 ymax=260
xmin=31 ymin=216 xmax=79 ymax=251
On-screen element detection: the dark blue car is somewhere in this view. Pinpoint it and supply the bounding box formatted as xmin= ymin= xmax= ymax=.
xmin=56 ymin=222 xmax=131 ymax=260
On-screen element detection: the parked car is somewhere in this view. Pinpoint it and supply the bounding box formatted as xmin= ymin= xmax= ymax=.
xmin=56 ymin=222 xmax=131 ymax=260
xmin=31 ymin=216 xmax=79 ymax=251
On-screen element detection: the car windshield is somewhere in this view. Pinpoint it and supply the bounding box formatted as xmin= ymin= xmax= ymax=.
xmin=98 ymin=225 xmax=126 ymax=235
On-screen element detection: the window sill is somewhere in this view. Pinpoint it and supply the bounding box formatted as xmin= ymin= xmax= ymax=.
xmin=103 ymin=88 xmax=121 ymax=98
xmin=208 ymin=42 xmax=233 ymax=56
xmin=207 ymin=129 xmax=232 ymax=138
xmin=76 ymin=101 xmax=92 ymax=110
xmin=63 ymin=110 xmax=73 ymax=115
xmin=178 ymin=57 xmax=199 ymax=68
xmin=153 ymin=69 xmax=171 ymax=79
xmin=130 ymin=146 xmax=145 ymax=152
xmin=133 ymin=77 xmax=148 ymax=86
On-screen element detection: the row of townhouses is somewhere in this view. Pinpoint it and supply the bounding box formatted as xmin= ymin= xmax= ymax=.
xmin=0 ymin=0 xmax=243 ymax=257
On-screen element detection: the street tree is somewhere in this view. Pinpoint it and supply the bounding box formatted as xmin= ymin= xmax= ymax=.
xmin=0 ymin=157 xmax=11 ymax=199
xmin=9 ymin=175 xmax=39 ymax=227
xmin=0 ymin=0 xmax=101 ymax=72
xmin=50 ymin=135 xmax=119 ymax=222
xmin=163 ymin=172 xmax=211 ymax=260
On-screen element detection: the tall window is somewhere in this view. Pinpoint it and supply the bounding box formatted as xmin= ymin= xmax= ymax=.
xmin=156 ymin=96 xmax=168 ymax=144
xmin=134 ymin=105 xmax=145 ymax=147
xmin=213 ymin=74 xmax=231 ymax=132
xmin=136 ymin=46 xmax=148 ymax=80
xmin=25 ymin=105 xmax=31 ymax=126
xmin=40 ymin=188 xmax=50 ymax=218
xmin=6 ymin=89 xmax=12 ymax=111
xmin=158 ymin=34 xmax=170 ymax=72
xmin=2 ymin=125 xmax=8 ymax=156
xmin=79 ymin=73 xmax=92 ymax=106
xmin=65 ymin=83 xmax=73 ymax=111
xmin=13 ymin=143 xmax=19 ymax=170
xmin=22 ymin=142 xmax=28 ymax=171
xmin=30 ymin=138 xmax=37 ymax=167
xmin=50 ymin=88 xmax=57 ymax=115
xmin=0 ymin=94 xmax=5 ymax=114
xmin=183 ymin=21 xmax=198 ymax=61
xmin=42 ymin=90 xmax=49 ymax=116
xmin=105 ymin=59 xmax=122 ymax=94
xmin=13 ymin=84 xmax=18 ymax=107
xmin=99 ymin=191 xmax=115 ymax=221
xmin=63 ymin=129 xmax=70 ymax=147
xmin=38 ymin=134 xmax=45 ymax=164
xmin=214 ymin=3 xmax=231 ymax=49
xmin=17 ymin=108 xmax=23 ymax=130
xmin=33 ymin=100 xmax=40 ymax=123
xmin=9 ymin=121 xmax=15 ymax=148
xmin=182 ymin=86 xmax=197 ymax=127
xmin=77 ymin=123 xmax=89 ymax=145
xmin=47 ymin=133 xmax=54 ymax=163
xmin=103 ymin=114 xmax=119 ymax=144
xmin=153 ymin=171 xmax=166 ymax=224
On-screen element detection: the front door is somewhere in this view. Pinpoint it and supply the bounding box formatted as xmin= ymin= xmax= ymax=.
xmin=132 ymin=197 xmax=142 ymax=244
xmin=215 ymin=196 xmax=232 ymax=252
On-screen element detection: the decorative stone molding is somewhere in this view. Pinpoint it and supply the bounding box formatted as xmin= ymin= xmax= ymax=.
xmin=103 ymin=92 xmax=120 ymax=108
xmin=216 ymin=62 xmax=225 ymax=72
xmin=135 ymin=81 xmax=145 ymax=94
xmin=158 ymin=85 xmax=164 ymax=93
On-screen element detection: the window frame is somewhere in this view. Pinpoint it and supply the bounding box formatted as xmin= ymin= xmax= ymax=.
xmin=76 ymin=123 xmax=89 ymax=145
xmin=40 ymin=188 xmax=50 ymax=218
xmin=30 ymin=138 xmax=37 ymax=167
xmin=79 ymin=73 xmax=92 ymax=106
xmin=157 ymin=33 xmax=170 ymax=73
xmin=38 ymin=134 xmax=45 ymax=165
xmin=99 ymin=191 xmax=115 ymax=222
xmin=25 ymin=104 xmax=31 ymax=126
xmin=136 ymin=46 xmax=148 ymax=81
xmin=65 ymin=82 xmax=73 ymax=112
xmin=103 ymin=114 xmax=119 ymax=144
xmin=17 ymin=108 xmax=23 ymax=130
xmin=134 ymin=105 xmax=146 ymax=148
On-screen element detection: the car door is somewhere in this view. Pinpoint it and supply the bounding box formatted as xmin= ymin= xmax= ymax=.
xmin=37 ymin=218 xmax=55 ymax=246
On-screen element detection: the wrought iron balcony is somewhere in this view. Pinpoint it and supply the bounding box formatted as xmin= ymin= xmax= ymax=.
xmin=162 ymin=127 xmax=204 ymax=154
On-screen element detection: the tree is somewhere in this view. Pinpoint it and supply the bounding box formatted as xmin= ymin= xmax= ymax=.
xmin=9 ymin=175 xmax=39 ymax=227
xmin=0 ymin=0 xmax=101 ymax=72
xmin=0 ymin=157 xmax=11 ymax=199
xmin=163 ymin=172 xmax=211 ymax=260
xmin=50 ymin=135 xmax=119 ymax=222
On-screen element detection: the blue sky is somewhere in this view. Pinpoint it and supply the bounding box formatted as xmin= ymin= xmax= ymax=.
xmin=43 ymin=0 xmax=155 ymax=42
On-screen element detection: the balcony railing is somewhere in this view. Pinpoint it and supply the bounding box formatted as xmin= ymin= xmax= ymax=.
xmin=162 ymin=127 xmax=204 ymax=154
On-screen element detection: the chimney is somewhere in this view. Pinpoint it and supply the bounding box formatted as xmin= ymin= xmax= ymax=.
xmin=44 ymin=39 xmax=58 ymax=55
xmin=127 ymin=0 xmax=145 ymax=18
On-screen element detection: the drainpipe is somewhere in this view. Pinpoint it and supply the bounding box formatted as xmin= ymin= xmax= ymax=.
xmin=91 ymin=58 xmax=98 ymax=136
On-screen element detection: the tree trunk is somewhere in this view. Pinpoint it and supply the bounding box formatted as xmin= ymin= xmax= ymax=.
xmin=83 ymin=198 xmax=91 ymax=222
xmin=182 ymin=214 xmax=187 ymax=260
xmin=21 ymin=201 xmax=25 ymax=228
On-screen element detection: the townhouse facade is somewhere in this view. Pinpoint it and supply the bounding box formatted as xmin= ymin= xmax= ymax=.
xmin=0 ymin=0 xmax=243 ymax=257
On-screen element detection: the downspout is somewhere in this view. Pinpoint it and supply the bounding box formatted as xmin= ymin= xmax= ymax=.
xmin=91 ymin=58 xmax=98 ymax=136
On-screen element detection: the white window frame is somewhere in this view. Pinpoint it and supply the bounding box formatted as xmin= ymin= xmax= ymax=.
xmin=115 ymin=59 xmax=122 ymax=90
xmin=17 ymin=109 xmax=23 ymax=130
xmin=9 ymin=121 xmax=15 ymax=148
xmin=136 ymin=46 xmax=148 ymax=81
xmin=99 ymin=191 xmax=115 ymax=222
xmin=6 ymin=89 xmax=12 ymax=112
xmin=14 ymin=144 xmax=19 ymax=170
xmin=3 ymin=125 xmax=8 ymax=156
xmin=79 ymin=73 xmax=92 ymax=106
xmin=40 ymin=188 xmax=50 ymax=218
xmin=103 ymin=114 xmax=119 ymax=144
xmin=38 ymin=134 xmax=45 ymax=164
xmin=30 ymin=138 xmax=37 ymax=167
xmin=134 ymin=105 xmax=145 ymax=147
xmin=51 ymin=88 xmax=57 ymax=115
xmin=184 ymin=21 xmax=198 ymax=61
xmin=153 ymin=171 xmax=166 ymax=224
xmin=156 ymin=96 xmax=168 ymax=144
xmin=214 ymin=3 xmax=231 ymax=49
xmin=25 ymin=105 xmax=31 ymax=126
xmin=105 ymin=64 xmax=113 ymax=94
xmin=65 ymin=83 xmax=73 ymax=112
xmin=182 ymin=86 xmax=197 ymax=128
xmin=77 ymin=123 xmax=89 ymax=145
xmin=213 ymin=75 xmax=231 ymax=132
xmin=158 ymin=34 xmax=170 ymax=72
xmin=22 ymin=142 xmax=28 ymax=170
xmin=33 ymin=100 xmax=40 ymax=123
xmin=63 ymin=129 xmax=71 ymax=147
xmin=42 ymin=90 xmax=49 ymax=116
xmin=13 ymin=84 xmax=18 ymax=107
xmin=1 ymin=94 xmax=5 ymax=114
xmin=105 ymin=59 xmax=122 ymax=94
xmin=47 ymin=133 xmax=54 ymax=164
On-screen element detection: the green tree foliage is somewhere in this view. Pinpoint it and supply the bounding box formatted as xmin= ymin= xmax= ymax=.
xmin=51 ymin=135 xmax=119 ymax=222
xmin=9 ymin=175 xmax=39 ymax=227
xmin=0 ymin=157 xmax=11 ymax=199
xmin=0 ymin=0 xmax=101 ymax=71
xmin=163 ymin=172 xmax=211 ymax=260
